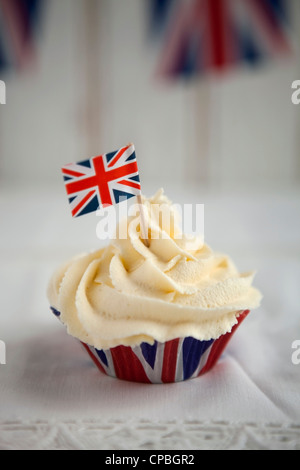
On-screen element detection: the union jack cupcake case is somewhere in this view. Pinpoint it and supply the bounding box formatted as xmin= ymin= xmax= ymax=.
xmin=51 ymin=307 xmax=250 ymax=384
xmin=80 ymin=311 xmax=250 ymax=384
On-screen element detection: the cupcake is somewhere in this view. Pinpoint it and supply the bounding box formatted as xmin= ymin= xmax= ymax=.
xmin=47 ymin=190 xmax=262 ymax=383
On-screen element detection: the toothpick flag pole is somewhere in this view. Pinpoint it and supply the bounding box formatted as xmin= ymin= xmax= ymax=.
xmin=136 ymin=194 xmax=150 ymax=248
xmin=61 ymin=143 xmax=150 ymax=247
xmin=126 ymin=142 xmax=150 ymax=248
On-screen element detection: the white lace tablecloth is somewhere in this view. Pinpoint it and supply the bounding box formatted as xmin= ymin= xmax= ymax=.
xmin=0 ymin=185 xmax=299 ymax=450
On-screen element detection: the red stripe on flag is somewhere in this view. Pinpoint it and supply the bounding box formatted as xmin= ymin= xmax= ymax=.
xmin=206 ymin=0 xmax=228 ymax=69
xmin=117 ymin=179 xmax=141 ymax=190
xmin=91 ymin=156 xmax=112 ymax=206
xmin=63 ymin=168 xmax=86 ymax=178
xmin=107 ymin=145 xmax=130 ymax=169
xmin=161 ymin=339 xmax=180 ymax=383
xmin=71 ymin=189 xmax=96 ymax=217
xmin=104 ymin=161 xmax=139 ymax=185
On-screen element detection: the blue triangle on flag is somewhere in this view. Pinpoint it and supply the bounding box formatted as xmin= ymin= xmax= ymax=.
xmin=26 ymin=0 xmax=44 ymax=28
xmin=264 ymin=0 xmax=290 ymax=25
xmin=113 ymin=189 xmax=136 ymax=204
xmin=77 ymin=159 xmax=92 ymax=168
xmin=171 ymin=32 xmax=200 ymax=79
xmin=63 ymin=176 xmax=72 ymax=182
xmin=106 ymin=150 xmax=117 ymax=164
xmin=179 ymin=52 xmax=198 ymax=78
xmin=68 ymin=196 xmax=76 ymax=204
xmin=0 ymin=31 xmax=9 ymax=72
xmin=240 ymin=30 xmax=265 ymax=65
xmin=129 ymin=174 xmax=140 ymax=182
xmin=77 ymin=195 xmax=99 ymax=217
xmin=232 ymin=18 xmax=266 ymax=66
xmin=125 ymin=151 xmax=136 ymax=162
xmin=150 ymin=0 xmax=176 ymax=37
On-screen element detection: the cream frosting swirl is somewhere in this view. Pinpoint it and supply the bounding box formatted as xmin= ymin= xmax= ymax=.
xmin=47 ymin=190 xmax=262 ymax=349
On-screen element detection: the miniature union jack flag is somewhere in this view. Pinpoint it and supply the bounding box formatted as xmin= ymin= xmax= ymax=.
xmin=62 ymin=144 xmax=141 ymax=218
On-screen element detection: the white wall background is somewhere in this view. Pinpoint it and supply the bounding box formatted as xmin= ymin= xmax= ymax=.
xmin=0 ymin=0 xmax=299 ymax=194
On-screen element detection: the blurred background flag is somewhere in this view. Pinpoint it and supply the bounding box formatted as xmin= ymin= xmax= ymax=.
xmin=151 ymin=0 xmax=292 ymax=79
xmin=149 ymin=0 xmax=177 ymax=38
xmin=0 ymin=0 xmax=43 ymax=72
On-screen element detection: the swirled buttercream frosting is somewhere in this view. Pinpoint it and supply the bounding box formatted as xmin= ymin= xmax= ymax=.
xmin=47 ymin=190 xmax=262 ymax=349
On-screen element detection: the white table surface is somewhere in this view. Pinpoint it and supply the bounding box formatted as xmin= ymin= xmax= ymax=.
xmin=0 ymin=183 xmax=299 ymax=450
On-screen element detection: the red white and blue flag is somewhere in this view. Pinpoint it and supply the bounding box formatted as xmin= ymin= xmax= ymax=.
xmin=152 ymin=0 xmax=292 ymax=79
xmin=62 ymin=144 xmax=141 ymax=218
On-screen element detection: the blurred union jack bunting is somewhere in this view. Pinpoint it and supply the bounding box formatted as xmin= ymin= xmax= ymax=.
xmin=152 ymin=0 xmax=292 ymax=79
xmin=0 ymin=0 xmax=44 ymax=72
xmin=62 ymin=144 xmax=141 ymax=218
